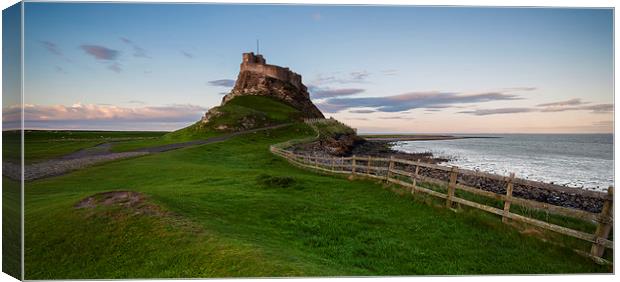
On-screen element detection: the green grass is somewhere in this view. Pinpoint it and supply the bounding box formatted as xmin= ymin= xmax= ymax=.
xmin=3 ymin=130 xmax=168 ymax=163
xmin=222 ymin=95 xmax=303 ymax=122
xmin=111 ymin=96 xmax=302 ymax=153
xmin=23 ymin=123 xmax=609 ymax=279
xmin=312 ymin=119 xmax=356 ymax=140
xmin=3 ymin=177 xmax=22 ymax=280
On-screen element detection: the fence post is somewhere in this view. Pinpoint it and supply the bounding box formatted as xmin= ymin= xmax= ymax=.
xmin=386 ymin=156 xmax=395 ymax=181
xmin=314 ymin=156 xmax=319 ymax=169
xmin=331 ymin=157 xmax=335 ymax=171
xmin=502 ymin=172 xmax=516 ymax=223
xmin=367 ymin=156 xmax=372 ymax=175
xmin=446 ymin=166 xmax=458 ymax=208
xmin=351 ymin=155 xmax=357 ymax=175
xmin=590 ymin=186 xmax=614 ymax=258
xmin=411 ymin=160 xmax=420 ymax=194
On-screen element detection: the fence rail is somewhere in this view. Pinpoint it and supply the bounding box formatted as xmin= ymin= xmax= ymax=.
xmin=269 ymin=145 xmax=614 ymax=265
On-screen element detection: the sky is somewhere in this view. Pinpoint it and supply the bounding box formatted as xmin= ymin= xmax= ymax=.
xmin=6 ymin=3 xmax=614 ymax=133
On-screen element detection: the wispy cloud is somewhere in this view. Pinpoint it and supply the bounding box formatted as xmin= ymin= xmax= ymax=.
xmin=459 ymin=101 xmax=613 ymax=116
xmin=3 ymin=103 xmax=207 ymax=124
xmin=350 ymin=71 xmax=370 ymax=81
xmin=309 ymin=86 xmax=365 ymax=99
xmin=536 ymin=98 xmax=586 ymax=107
xmin=503 ymin=87 xmax=537 ymax=92
xmin=54 ymin=66 xmax=67 ymax=74
xmin=458 ymin=108 xmax=535 ymax=116
xmin=181 ymin=51 xmax=194 ymax=59
xmin=120 ymin=37 xmax=132 ymax=44
xmin=540 ymin=103 xmax=613 ymax=113
xmin=349 ymin=109 xmax=375 ymax=114
xmin=381 ymin=69 xmax=398 ymax=76
xmin=312 ymin=71 xmax=371 ymax=85
xmin=378 ymin=116 xmax=414 ymax=120
xmin=108 ymin=62 xmax=122 ymax=73
xmin=317 ymin=91 xmax=522 ymax=113
xmin=120 ymin=37 xmax=150 ymax=58
xmin=40 ymin=40 xmax=62 ymax=56
xmin=208 ymin=79 xmax=235 ymax=87
xmin=80 ymin=45 xmax=120 ymax=60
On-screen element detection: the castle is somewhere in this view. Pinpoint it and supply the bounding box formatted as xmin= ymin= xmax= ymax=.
xmin=218 ymin=52 xmax=324 ymax=118
xmin=239 ymin=52 xmax=304 ymax=92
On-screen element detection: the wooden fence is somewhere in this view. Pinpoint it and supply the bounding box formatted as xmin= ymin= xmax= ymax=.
xmin=269 ymin=145 xmax=614 ymax=265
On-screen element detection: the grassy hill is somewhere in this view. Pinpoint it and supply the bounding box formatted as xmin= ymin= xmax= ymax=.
xmin=111 ymin=96 xmax=302 ymax=152
xmin=20 ymin=123 xmax=608 ymax=279
xmin=177 ymin=95 xmax=302 ymax=135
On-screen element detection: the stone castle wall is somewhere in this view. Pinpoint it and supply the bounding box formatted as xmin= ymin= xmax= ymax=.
xmin=240 ymin=53 xmax=303 ymax=89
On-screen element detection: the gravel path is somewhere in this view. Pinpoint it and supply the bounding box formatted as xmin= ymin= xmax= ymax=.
xmin=3 ymin=123 xmax=291 ymax=182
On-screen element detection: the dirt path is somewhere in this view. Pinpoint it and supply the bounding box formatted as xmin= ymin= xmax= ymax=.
xmin=3 ymin=123 xmax=291 ymax=181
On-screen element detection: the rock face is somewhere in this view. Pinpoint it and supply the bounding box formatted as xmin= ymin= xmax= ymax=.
xmin=219 ymin=52 xmax=324 ymax=119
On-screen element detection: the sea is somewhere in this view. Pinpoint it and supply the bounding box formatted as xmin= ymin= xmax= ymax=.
xmin=391 ymin=134 xmax=614 ymax=191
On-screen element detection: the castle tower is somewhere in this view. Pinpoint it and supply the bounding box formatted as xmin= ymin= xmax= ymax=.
xmin=218 ymin=52 xmax=324 ymax=119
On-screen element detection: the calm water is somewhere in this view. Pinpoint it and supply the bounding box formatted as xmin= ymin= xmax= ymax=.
xmin=392 ymin=134 xmax=613 ymax=191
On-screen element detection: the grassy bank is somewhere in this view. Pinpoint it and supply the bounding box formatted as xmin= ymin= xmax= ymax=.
xmin=3 ymin=130 xmax=167 ymax=163
xmin=23 ymin=123 xmax=608 ymax=278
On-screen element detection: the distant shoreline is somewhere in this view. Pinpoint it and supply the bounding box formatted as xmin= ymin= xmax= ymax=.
xmin=360 ymin=134 xmax=501 ymax=142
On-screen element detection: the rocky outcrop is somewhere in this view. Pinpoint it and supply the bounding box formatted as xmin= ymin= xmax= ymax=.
xmin=292 ymin=132 xmax=364 ymax=156
xmin=218 ymin=52 xmax=324 ymax=119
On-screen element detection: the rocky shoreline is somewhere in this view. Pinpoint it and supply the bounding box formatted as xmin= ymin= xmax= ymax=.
xmin=291 ymin=139 xmax=604 ymax=213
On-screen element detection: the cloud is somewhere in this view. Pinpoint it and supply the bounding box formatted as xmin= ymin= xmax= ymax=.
xmin=3 ymin=103 xmax=207 ymax=124
xmin=132 ymin=46 xmax=149 ymax=58
xmin=537 ymin=98 xmax=586 ymax=107
xmin=503 ymin=87 xmax=537 ymax=92
xmin=583 ymin=104 xmax=614 ymax=113
xmin=108 ymin=62 xmax=122 ymax=73
xmin=120 ymin=37 xmax=150 ymax=58
xmin=54 ymin=66 xmax=67 ymax=74
xmin=128 ymin=100 xmax=146 ymax=105
xmin=545 ymin=103 xmax=614 ymax=113
xmin=181 ymin=51 xmax=194 ymax=59
xmin=378 ymin=116 xmax=414 ymax=120
xmin=458 ymin=108 xmax=536 ymax=116
xmin=317 ymin=91 xmax=522 ymax=113
xmin=349 ymin=109 xmax=375 ymax=114
xmin=80 ymin=45 xmax=120 ymax=60
xmin=309 ymin=87 xmax=365 ymax=99
xmin=312 ymin=71 xmax=371 ymax=85
xmin=40 ymin=41 xmax=62 ymax=56
xmin=459 ymin=103 xmax=613 ymax=116
xmin=350 ymin=71 xmax=370 ymax=81
xmin=208 ymin=79 xmax=235 ymax=87
xmin=381 ymin=69 xmax=398 ymax=76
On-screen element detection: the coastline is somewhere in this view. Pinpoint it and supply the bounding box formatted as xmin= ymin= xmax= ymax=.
xmin=292 ymin=137 xmax=605 ymax=213
xmin=360 ymin=134 xmax=501 ymax=142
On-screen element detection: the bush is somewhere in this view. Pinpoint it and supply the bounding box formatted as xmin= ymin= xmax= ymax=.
xmin=255 ymin=174 xmax=297 ymax=188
